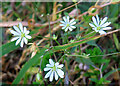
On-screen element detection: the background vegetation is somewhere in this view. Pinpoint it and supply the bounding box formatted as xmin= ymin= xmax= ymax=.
xmin=1 ymin=0 xmax=120 ymax=85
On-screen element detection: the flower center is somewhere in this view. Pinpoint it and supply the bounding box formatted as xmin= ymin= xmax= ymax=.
xmin=97 ymin=26 xmax=101 ymax=30
xmin=21 ymin=33 xmax=25 ymax=38
xmin=52 ymin=65 xmax=56 ymax=71
xmin=66 ymin=24 xmax=70 ymax=27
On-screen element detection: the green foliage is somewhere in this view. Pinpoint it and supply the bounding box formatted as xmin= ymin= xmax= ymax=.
xmin=0 ymin=41 xmax=20 ymax=57
xmin=113 ymin=33 xmax=120 ymax=51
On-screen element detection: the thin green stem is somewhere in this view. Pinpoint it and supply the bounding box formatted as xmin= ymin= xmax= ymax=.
xmin=47 ymin=14 xmax=57 ymax=62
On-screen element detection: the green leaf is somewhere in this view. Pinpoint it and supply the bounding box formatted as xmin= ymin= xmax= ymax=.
xmin=0 ymin=41 xmax=20 ymax=57
xmin=104 ymin=68 xmax=120 ymax=79
xmin=113 ymin=33 xmax=120 ymax=51
xmin=12 ymin=48 xmax=46 ymax=84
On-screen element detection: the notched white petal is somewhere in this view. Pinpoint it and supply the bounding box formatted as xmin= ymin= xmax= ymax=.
xmin=57 ymin=64 xmax=64 ymax=68
xmin=46 ymin=64 xmax=53 ymax=67
xmin=19 ymin=22 xmax=23 ymax=32
xmin=23 ymin=37 xmax=28 ymax=44
xmin=60 ymin=24 xmax=65 ymax=26
xmin=63 ymin=17 xmax=67 ymax=22
xmin=99 ymin=30 xmax=106 ymax=35
xmin=49 ymin=59 xmax=54 ymax=66
xmin=20 ymin=38 xmax=24 ymax=47
xmin=70 ymin=21 xmax=76 ymax=25
xmin=55 ymin=62 xmax=59 ymax=67
xmin=101 ymin=22 xmax=111 ymax=27
xmin=24 ymin=27 xmax=27 ymax=33
xmin=45 ymin=70 xmax=52 ymax=78
xmin=65 ymin=27 xmax=69 ymax=32
xmin=11 ymin=37 xmax=19 ymax=42
xmin=100 ymin=17 xmax=108 ymax=26
xmin=60 ymin=21 xmax=65 ymax=24
xmin=89 ymin=23 xmax=95 ymax=28
xmin=49 ymin=71 xmax=54 ymax=82
xmin=96 ymin=15 xmax=99 ymax=24
xmin=10 ymin=30 xmax=20 ymax=36
xmin=70 ymin=19 xmax=75 ymax=23
xmin=15 ymin=37 xmax=21 ymax=46
xmin=55 ymin=71 xmax=58 ymax=80
xmin=102 ymin=27 xmax=112 ymax=30
xmin=13 ymin=26 xmax=21 ymax=33
xmin=92 ymin=16 xmax=98 ymax=26
xmin=57 ymin=69 xmax=64 ymax=78
xmin=62 ymin=26 xmax=66 ymax=30
xmin=44 ymin=68 xmax=51 ymax=71
xmin=25 ymin=35 xmax=32 ymax=39
xmin=67 ymin=16 xmax=69 ymax=22
xmin=70 ymin=26 xmax=76 ymax=29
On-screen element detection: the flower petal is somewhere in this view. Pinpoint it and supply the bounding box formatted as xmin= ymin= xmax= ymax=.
xmin=49 ymin=71 xmax=54 ymax=82
xmin=25 ymin=35 xmax=32 ymax=39
xmin=11 ymin=37 xmax=19 ymax=42
xmin=10 ymin=30 xmax=20 ymax=36
xmin=49 ymin=59 xmax=54 ymax=66
xmin=96 ymin=15 xmax=99 ymax=24
xmin=15 ymin=37 xmax=21 ymax=45
xmin=60 ymin=21 xmax=65 ymax=24
xmin=57 ymin=64 xmax=64 ymax=68
xmin=46 ymin=64 xmax=54 ymax=67
xmin=102 ymin=27 xmax=112 ymax=30
xmin=45 ymin=70 xmax=52 ymax=78
xmin=99 ymin=30 xmax=106 ymax=35
xmin=70 ymin=25 xmax=76 ymax=29
xmin=57 ymin=69 xmax=64 ymax=78
xmin=92 ymin=16 xmax=98 ymax=26
xmin=44 ymin=68 xmax=51 ymax=71
xmin=13 ymin=26 xmax=21 ymax=34
xmin=92 ymin=27 xmax=99 ymax=32
xmin=63 ymin=17 xmax=67 ymax=22
xmin=101 ymin=22 xmax=111 ymax=27
xmin=70 ymin=21 xmax=76 ymax=25
xmin=89 ymin=23 xmax=95 ymax=28
xmin=55 ymin=71 xmax=58 ymax=80
xmin=65 ymin=27 xmax=69 ymax=32
xmin=24 ymin=27 xmax=27 ymax=33
xmin=67 ymin=16 xmax=69 ymax=22
xmin=23 ymin=37 xmax=28 ymax=44
xmin=68 ymin=27 xmax=73 ymax=31
xmin=25 ymin=30 xmax=30 ymax=35
xmin=19 ymin=23 xmax=23 ymax=32
xmin=60 ymin=24 xmax=65 ymax=26
xmin=55 ymin=62 xmax=59 ymax=67
xmin=100 ymin=17 xmax=108 ymax=26
xmin=20 ymin=38 xmax=24 ymax=47
xmin=70 ymin=19 xmax=75 ymax=23
xmin=62 ymin=26 xmax=66 ymax=30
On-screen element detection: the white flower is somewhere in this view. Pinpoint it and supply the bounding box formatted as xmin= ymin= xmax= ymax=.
xmin=44 ymin=59 xmax=64 ymax=82
xmin=89 ymin=15 xmax=112 ymax=35
xmin=10 ymin=22 xmax=32 ymax=47
xmin=60 ymin=16 xmax=76 ymax=32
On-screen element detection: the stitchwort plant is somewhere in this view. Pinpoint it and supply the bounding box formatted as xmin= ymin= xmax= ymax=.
xmin=44 ymin=59 xmax=64 ymax=82
xmin=60 ymin=16 xmax=76 ymax=32
xmin=10 ymin=23 xmax=32 ymax=47
xmin=89 ymin=15 xmax=112 ymax=35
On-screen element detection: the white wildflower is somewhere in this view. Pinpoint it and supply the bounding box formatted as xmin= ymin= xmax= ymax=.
xmin=10 ymin=22 xmax=32 ymax=47
xmin=89 ymin=15 xmax=112 ymax=35
xmin=44 ymin=59 xmax=64 ymax=82
xmin=60 ymin=16 xmax=76 ymax=32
